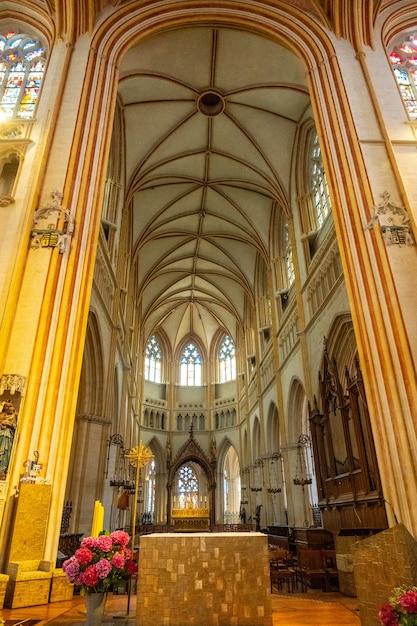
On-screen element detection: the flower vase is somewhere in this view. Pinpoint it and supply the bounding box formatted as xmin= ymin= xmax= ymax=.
xmin=85 ymin=592 xmax=107 ymax=626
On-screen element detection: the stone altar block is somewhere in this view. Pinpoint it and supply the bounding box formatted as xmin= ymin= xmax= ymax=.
xmin=136 ymin=532 xmax=272 ymax=626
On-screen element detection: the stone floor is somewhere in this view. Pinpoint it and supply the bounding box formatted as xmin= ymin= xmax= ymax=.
xmin=0 ymin=587 xmax=361 ymax=626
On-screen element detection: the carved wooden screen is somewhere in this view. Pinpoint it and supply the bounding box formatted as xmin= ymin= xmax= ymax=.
xmin=309 ymin=350 xmax=388 ymax=532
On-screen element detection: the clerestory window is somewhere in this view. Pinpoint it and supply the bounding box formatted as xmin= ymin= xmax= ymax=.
xmin=219 ymin=335 xmax=236 ymax=383
xmin=180 ymin=342 xmax=202 ymax=386
xmin=389 ymin=32 xmax=417 ymax=119
xmin=284 ymin=222 xmax=295 ymax=286
xmin=0 ymin=30 xmax=46 ymax=119
xmin=144 ymin=335 xmax=162 ymax=383
xmin=311 ymin=133 xmax=331 ymax=228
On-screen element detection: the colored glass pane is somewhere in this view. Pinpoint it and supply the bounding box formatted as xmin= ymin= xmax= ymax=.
xmin=389 ymin=52 xmax=402 ymax=64
xmin=0 ymin=30 xmax=46 ymax=118
xmin=390 ymin=33 xmax=417 ymax=118
xmin=180 ymin=343 xmax=202 ymax=385
xmin=10 ymin=38 xmax=22 ymax=49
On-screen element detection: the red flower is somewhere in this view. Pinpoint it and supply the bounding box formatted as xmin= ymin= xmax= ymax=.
xmin=398 ymin=590 xmax=417 ymax=613
xmin=378 ymin=604 xmax=399 ymax=626
xmin=75 ymin=547 xmax=93 ymax=565
xmin=83 ymin=565 xmax=99 ymax=587
xmin=126 ymin=560 xmax=138 ymax=575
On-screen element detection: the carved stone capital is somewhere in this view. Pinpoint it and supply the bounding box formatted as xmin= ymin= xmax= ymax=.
xmin=0 ymin=374 xmax=26 ymax=395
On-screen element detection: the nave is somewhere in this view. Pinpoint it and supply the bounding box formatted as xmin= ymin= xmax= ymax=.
xmin=1 ymin=587 xmax=360 ymax=626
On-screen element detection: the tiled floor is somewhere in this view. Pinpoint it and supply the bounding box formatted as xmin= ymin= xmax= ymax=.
xmin=1 ymin=588 xmax=361 ymax=626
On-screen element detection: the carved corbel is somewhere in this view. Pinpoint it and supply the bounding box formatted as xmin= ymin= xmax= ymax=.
xmin=0 ymin=374 xmax=26 ymax=396
xmin=365 ymin=191 xmax=414 ymax=247
xmin=30 ymin=190 xmax=75 ymax=254
xmin=0 ymin=195 xmax=15 ymax=206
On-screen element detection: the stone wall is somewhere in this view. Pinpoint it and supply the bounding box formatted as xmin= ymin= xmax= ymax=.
xmin=136 ymin=532 xmax=272 ymax=626
xmin=352 ymin=524 xmax=417 ymax=626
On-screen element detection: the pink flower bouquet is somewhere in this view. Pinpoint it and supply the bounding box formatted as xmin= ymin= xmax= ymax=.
xmin=62 ymin=530 xmax=137 ymax=594
xmin=379 ymin=586 xmax=417 ymax=626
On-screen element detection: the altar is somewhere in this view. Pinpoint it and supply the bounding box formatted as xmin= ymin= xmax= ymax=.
xmin=136 ymin=532 xmax=272 ymax=626
xmin=171 ymin=505 xmax=210 ymax=531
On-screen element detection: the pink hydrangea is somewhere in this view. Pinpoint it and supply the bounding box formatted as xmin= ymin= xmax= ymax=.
xmin=96 ymin=558 xmax=112 ymax=579
xmin=62 ymin=556 xmax=80 ymax=581
xmin=96 ymin=534 xmax=113 ymax=552
xmin=111 ymin=553 xmax=125 ymax=569
xmin=81 ymin=536 xmax=97 ymax=549
xmin=124 ymin=548 xmax=132 ymax=560
xmin=74 ymin=547 xmax=93 ymax=565
xmin=83 ymin=565 xmax=99 ymax=587
xmin=111 ymin=530 xmax=129 ymax=547
xmin=378 ymin=604 xmax=399 ymax=626
xmin=398 ymin=590 xmax=417 ymax=613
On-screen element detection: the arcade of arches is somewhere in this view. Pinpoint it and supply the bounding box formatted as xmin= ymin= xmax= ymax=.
xmin=0 ymin=0 xmax=417 ymax=599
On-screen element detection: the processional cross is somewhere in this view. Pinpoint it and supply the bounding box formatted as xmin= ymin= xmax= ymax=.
xmin=125 ymin=441 xmax=154 ymax=545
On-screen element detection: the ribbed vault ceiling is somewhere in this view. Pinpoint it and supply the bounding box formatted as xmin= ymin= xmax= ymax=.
xmin=118 ymin=26 xmax=310 ymax=353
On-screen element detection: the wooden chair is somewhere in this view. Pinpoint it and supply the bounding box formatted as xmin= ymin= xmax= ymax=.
xmin=295 ymin=549 xmax=326 ymax=592
xmin=322 ymin=549 xmax=339 ymax=591
xmin=270 ymin=552 xmax=296 ymax=593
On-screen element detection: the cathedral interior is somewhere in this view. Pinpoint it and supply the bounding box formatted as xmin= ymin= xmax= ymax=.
xmin=0 ymin=0 xmax=417 ymax=623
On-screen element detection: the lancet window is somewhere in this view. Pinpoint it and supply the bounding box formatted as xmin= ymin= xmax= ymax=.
xmin=311 ymin=133 xmax=331 ymax=228
xmin=389 ymin=32 xmax=417 ymax=118
xmin=219 ymin=335 xmax=236 ymax=383
xmin=180 ymin=342 xmax=202 ymax=386
xmin=0 ymin=30 xmax=46 ymax=119
xmin=284 ymin=222 xmax=295 ymax=285
xmin=144 ymin=335 xmax=162 ymax=383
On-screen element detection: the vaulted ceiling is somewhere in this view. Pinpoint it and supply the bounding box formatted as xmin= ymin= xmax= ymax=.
xmin=118 ymin=26 xmax=310 ymax=353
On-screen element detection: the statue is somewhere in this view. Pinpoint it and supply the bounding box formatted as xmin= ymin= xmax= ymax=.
xmin=0 ymin=401 xmax=17 ymax=479
xmin=210 ymin=436 xmax=217 ymax=460
xmin=255 ymin=504 xmax=262 ymax=532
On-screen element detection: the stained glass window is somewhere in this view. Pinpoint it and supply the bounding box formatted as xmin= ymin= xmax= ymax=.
xmin=180 ymin=342 xmax=202 ymax=386
xmin=389 ymin=33 xmax=417 ymax=118
xmin=144 ymin=335 xmax=162 ymax=383
xmin=0 ymin=30 xmax=46 ymax=119
xmin=311 ymin=134 xmax=331 ymax=228
xmin=178 ymin=465 xmax=198 ymax=508
xmin=219 ymin=335 xmax=236 ymax=383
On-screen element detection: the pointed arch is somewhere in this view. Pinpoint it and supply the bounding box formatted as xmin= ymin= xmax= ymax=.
xmin=266 ymin=402 xmax=280 ymax=454
xmin=287 ymin=377 xmax=308 ymax=444
xmin=167 ymin=430 xmax=216 ymax=525
xmin=77 ymin=311 xmax=105 ymax=418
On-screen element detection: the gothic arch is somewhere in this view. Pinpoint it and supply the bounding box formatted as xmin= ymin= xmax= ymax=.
xmin=287 ymin=377 xmax=308 ymax=443
xmin=166 ymin=428 xmax=216 ymax=525
xmin=76 ymin=310 xmax=105 ymax=419
xmin=265 ymin=402 xmax=280 ymax=454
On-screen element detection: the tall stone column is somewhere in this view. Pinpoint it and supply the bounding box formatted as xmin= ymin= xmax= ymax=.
xmin=0 ymin=34 xmax=119 ymax=566
xmin=308 ymin=35 xmax=417 ymax=536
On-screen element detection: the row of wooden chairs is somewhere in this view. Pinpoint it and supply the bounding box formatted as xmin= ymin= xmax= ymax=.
xmin=295 ymin=549 xmax=339 ymax=592
xmin=269 ymin=548 xmax=339 ymax=594
xmin=269 ymin=550 xmax=297 ymax=593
